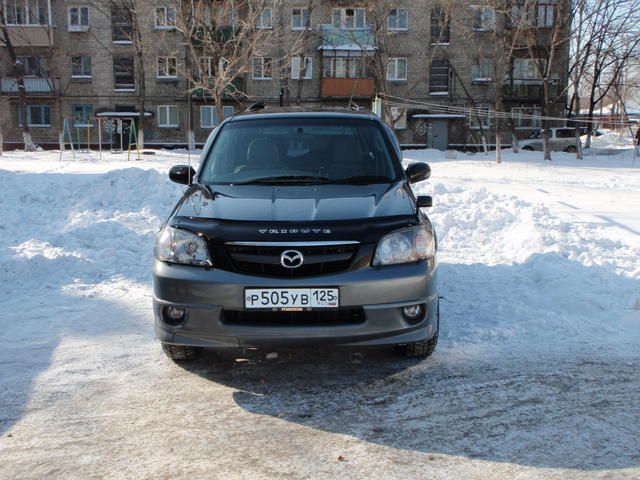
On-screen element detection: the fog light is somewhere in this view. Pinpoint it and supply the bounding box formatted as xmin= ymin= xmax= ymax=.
xmin=402 ymin=304 xmax=425 ymax=323
xmin=164 ymin=306 xmax=185 ymax=325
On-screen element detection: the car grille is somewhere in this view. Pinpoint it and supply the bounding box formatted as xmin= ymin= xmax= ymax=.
xmin=225 ymin=243 xmax=359 ymax=277
xmin=222 ymin=308 xmax=365 ymax=327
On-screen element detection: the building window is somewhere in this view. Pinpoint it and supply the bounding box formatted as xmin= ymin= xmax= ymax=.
xmin=471 ymin=58 xmax=492 ymax=83
xmin=113 ymin=56 xmax=135 ymax=90
xmin=154 ymin=6 xmax=175 ymax=29
xmin=429 ymin=59 xmax=449 ymax=94
xmin=252 ymin=57 xmax=272 ymax=80
xmin=18 ymin=104 xmax=51 ymax=127
xmin=16 ymin=56 xmax=45 ymax=76
xmin=291 ymin=7 xmax=310 ymax=30
xmin=471 ymin=6 xmax=494 ymax=31
xmin=112 ymin=7 xmax=132 ymax=43
xmin=200 ymin=105 xmax=234 ymax=128
xmin=71 ymin=56 xmax=92 ymax=78
xmin=72 ymin=104 xmax=93 ymax=126
xmin=386 ymin=58 xmax=407 ymax=81
xmin=291 ymin=56 xmax=312 ymax=80
xmin=322 ymin=56 xmax=366 ymax=78
xmin=513 ymin=58 xmax=545 ymax=80
xmin=512 ymin=107 xmax=542 ymax=129
xmin=68 ymin=6 xmax=89 ymax=31
xmin=158 ymin=105 xmax=178 ymax=127
xmin=257 ymin=7 xmax=272 ymax=29
xmin=332 ymin=8 xmax=366 ymax=30
xmin=157 ymin=56 xmax=177 ymax=78
xmin=387 ymin=8 xmax=408 ymax=31
xmin=537 ymin=0 xmax=555 ymax=27
xmin=199 ymin=56 xmax=213 ymax=77
xmin=510 ymin=0 xmax=535 ymax=27
xmin=390 ymin=107 xmax=407 ymax=129
xmin=4 ymin=0 xmax=47 ymax=25
xmin=431 ymin=7 xmax=450 ymax=44
xmin=469 ymin=106 xmax=491 ymax=129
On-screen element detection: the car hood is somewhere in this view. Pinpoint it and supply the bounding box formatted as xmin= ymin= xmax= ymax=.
xmin=173 ymin=182 xmax=415 ymax=222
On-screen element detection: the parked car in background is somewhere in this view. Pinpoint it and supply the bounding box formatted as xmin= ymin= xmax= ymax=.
xmin=520 ymin=128 xmax=582 ymax=153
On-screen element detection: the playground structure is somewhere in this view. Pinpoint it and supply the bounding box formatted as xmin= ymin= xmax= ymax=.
xmin=59 ymin=112 xmax=148 ymax=161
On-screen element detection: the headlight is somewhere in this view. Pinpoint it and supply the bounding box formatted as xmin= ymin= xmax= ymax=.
xmin=373 ymin=225 xmax=435 ymax=266
xmin=155 ymin=226 xmax=212 ymax=266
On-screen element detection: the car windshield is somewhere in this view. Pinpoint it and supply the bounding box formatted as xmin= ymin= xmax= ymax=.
xmin=199 ymin=118 xmax=399 ymax=185
xmin=528 ymin=129 xmax=543 ymax=139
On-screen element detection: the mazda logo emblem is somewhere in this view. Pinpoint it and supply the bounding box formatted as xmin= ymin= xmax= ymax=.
xmin=280 ymin=249 xmax=304 ymax=269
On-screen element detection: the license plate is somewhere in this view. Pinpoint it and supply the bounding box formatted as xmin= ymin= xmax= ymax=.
xmin=244 ymin=288 xmax=339 ymax=310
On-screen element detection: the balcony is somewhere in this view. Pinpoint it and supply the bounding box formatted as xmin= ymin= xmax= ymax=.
xmin=320 ymin=24 xmax=375 ymax=51
xmin=1 ymin=77 xmax=60 ymax=96
xmin=321 ymin=77 xmax=375 ymax=98
xmin=502 ymin=79 xmax=559 ymax=100
xmin=2 ymin=25 xmax=53 ymax=47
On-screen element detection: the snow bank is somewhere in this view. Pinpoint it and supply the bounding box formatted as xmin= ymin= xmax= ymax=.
xmin=1 ymin=146 xmax=638 ymax=351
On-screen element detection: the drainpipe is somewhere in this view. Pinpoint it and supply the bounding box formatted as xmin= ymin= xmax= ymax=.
xmin=47 ymin=0 xmax=53 ymax=45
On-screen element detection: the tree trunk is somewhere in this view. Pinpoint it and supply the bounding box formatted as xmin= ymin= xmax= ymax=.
xmin=495 ymin=115 xmax=502 ymax=164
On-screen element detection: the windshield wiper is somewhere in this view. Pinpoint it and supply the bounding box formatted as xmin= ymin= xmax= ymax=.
xmin=326 ymin=175 xmax=394 ymax=185
xmin=231 ymin=175 xmax=332 ymax=185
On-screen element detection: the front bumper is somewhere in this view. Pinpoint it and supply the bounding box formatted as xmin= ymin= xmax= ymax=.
xmin=153 ymin=259 xmax=438 ymax=349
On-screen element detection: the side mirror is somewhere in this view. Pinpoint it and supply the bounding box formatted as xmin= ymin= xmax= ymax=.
xmin=416 ymin=195 xmax=433 ymax=209
xmin=405 ymin=162 xmax=431 ymax=184
xmin=169 ymin=165 xmax=196 ymax=185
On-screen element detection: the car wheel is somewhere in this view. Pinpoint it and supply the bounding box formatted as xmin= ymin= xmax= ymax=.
xmin=397 ymin=301 xmax=439 ymax=359
xmin=161 ymin=342 xmax=201 ymax=362
xmin=522 ymin=146 xmax=534 ymax=151
xmin=565 ymin=145 xmax=577 ymax=153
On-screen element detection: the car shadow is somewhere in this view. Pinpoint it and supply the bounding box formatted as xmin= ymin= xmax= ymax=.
xmin=177 ymin=253 xmax=640 ymax=471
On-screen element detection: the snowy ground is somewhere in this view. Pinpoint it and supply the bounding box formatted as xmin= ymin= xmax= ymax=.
xmin=1 ymin=135 xmax=639 ymax=479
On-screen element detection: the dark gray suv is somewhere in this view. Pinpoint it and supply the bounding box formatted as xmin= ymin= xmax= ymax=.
xmin=153 ymin=110 xmax=439 ymax=362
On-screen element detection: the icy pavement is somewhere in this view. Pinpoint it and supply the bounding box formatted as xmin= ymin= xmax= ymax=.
xmin=1 ymin=142 xmax=639 ymax=479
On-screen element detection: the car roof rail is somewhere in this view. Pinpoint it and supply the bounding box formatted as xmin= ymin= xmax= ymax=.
xmin=244 ymin=103 xmax=265 ymax=113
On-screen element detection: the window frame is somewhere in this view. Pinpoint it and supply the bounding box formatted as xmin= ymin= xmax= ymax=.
xmin=157 ymin=56 xmax=178 ymax=79
xmin=469 ymin=105 xmax=492 ymax=129
xmin=429 ymin=59 xmax=450 ymax=95
xmin=113 ymin=56 xmax=135 ymax=91
xmin=68 ymin=6 xmax=90 ymax=31
xmin=72 ymin=104 xmax=94 ymax=127
xmin=471 ymin=58 xmax=492 ymax=83
xmin=4 ymin=0 xmax=48 ymax=26
xmin=111 ymin=7 xmax=133 ymax=43
xmin=537 ymin=0 xmax=555 ymax=27
xmin=332 ymin=8 xmax=367 ymax=30
xmin=18 ymin=104 xmax=51 ymax=127
xmin=471 ymin=5 xmax=495 ymax=31
xmin=71 ymin=55 xmax=92 ymax=78
xmin=157 ymin=105 xmax=179 ymax=128
xmin=386 ymin=57 xmax=407 ymax=81
xmin=430 ymin=7 xmax=450 ymax=45
xmin=291 ymin=56 xmax=313 ymax=80
xmin=257 ymin=7 xmax=273 ymax=29
xmin=291 ymin=7 xmax=310 ymax=30
xmin=154 ymin=6 xmax=176 ymax=29
xmin=387 ymin=8 xmax=408 ymax=31
xmin=252 ymin=57 xmax=273 ymax=80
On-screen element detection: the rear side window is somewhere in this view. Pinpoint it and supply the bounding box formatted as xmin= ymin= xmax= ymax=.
xmin=555 ymin=129 xmax=574 ymax=138
xmin=199 ymin=118 xmax=399 ymax=184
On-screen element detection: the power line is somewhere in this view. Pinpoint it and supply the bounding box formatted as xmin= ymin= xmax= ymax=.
xmin=379 ymin=94 xmax=638 ymax=128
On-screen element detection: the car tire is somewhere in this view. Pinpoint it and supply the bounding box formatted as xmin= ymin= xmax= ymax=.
xmin=161 ymin=342 xmax=201 ymax=362
xmin=522 ymin=146 xmax=534 ymax=151
xmin=565 ymin=145 xmax=577 ymax=153
xmin=397 ymin=301 xmax=439 ymax=359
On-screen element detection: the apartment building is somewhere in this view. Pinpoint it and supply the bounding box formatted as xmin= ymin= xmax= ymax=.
xmin=0 ymin=0 xmax=571 ymax=149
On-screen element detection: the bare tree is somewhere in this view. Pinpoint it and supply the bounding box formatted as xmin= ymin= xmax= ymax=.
xmin=518 ymin=0 xmax=572 ymax=160
xmin=174 ymin=0 xmax=271 ymax=122
xmin=0 ymin=3 xmax=37 ymax=151
xmin=575 ymin=0 xmax=640 ymax=148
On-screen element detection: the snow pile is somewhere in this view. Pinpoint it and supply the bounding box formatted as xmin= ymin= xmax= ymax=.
xmin=1 ymin=145 xmax=638 ymax=351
